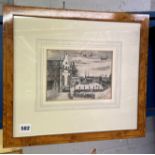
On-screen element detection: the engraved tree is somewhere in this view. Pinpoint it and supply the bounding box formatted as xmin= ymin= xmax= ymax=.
xmin=71 ymin=61 xmax=78 ymax=76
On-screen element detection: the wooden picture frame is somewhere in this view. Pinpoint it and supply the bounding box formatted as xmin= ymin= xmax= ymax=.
xmin=2 ymin=149 xmax=22 ymax=154
xmin=0 ymin=130 xmax=22 ymax=153
xmin=3 ymin=5 xmax=149 ymax=147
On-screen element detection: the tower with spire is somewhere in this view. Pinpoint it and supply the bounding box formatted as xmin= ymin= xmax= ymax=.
xmin=60 ymin=52 xmax=70 ymax=90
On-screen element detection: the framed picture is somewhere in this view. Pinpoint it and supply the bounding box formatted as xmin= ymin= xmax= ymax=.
xmin=3 ymin=5 xmax=149 ymax=147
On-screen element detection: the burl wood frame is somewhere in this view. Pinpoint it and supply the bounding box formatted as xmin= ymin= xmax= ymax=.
xmin=3 ymin=149 xmax=22 ymax=154
xmin=3 ymin=5 xmax=149 ymax=147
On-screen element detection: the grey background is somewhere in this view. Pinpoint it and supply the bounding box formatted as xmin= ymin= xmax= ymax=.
xmin=1 ymin=0 xmax=155 ymax=153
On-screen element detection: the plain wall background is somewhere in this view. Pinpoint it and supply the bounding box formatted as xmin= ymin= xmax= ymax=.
xmin=1 ymin=0 xmax=155 ymax=153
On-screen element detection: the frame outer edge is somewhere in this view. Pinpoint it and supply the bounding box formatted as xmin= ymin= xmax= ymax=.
xmin=2 ymin=5 xmax=149 ymax=147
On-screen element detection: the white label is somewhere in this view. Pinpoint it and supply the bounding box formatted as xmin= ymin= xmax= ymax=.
xmin=20 ymin=124 xmax=31 ymax=133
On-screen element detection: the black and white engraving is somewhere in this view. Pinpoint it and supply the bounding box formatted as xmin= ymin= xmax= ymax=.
xmin=46 ymin=50 xmax=112 ymax=101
